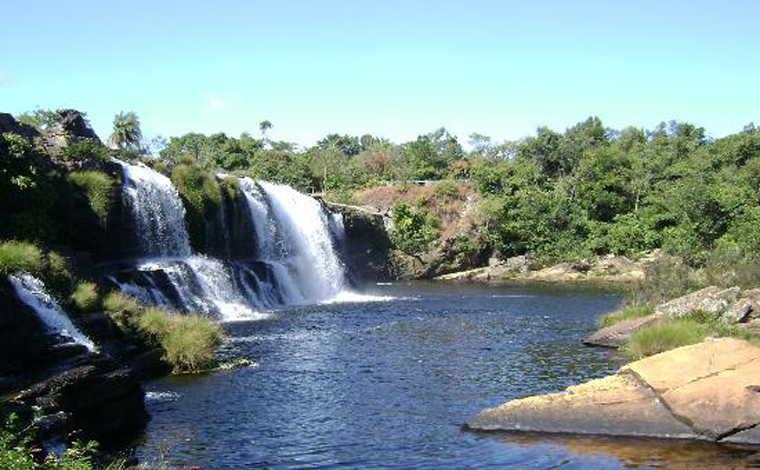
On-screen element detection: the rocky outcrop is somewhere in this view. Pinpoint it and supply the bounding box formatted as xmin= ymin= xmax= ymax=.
xmin=583 ymin=286 xmax=760 ymax=348
xmin=326 ymin=202 xmax=395 ymax=282
xmin=0 ymin=112 xmax=40 ymax=140
xmin=36 ymin=109 xmax=101 ymax=158
xmin=467 ymin=338 xmax=760 ymax=444
xmin=437 ymin=253 xmax=656 ymax=284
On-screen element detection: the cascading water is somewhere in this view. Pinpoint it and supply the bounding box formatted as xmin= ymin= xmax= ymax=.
xmin=257 ymin=181 xmax=348 ymax=301
xmin=115 ymin=159 xmax=192 ymax=258
xmin=9 ymin=274 xmax=95 ymax=351
xmin=112 ymin=159 xmax=364 ymax=320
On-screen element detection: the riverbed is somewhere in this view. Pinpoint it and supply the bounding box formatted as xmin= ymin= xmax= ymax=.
xmin=136 ymin=282 xmax=760 ymax=469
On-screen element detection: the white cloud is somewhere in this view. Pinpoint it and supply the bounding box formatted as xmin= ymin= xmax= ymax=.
xmin=0 ymin=71 xmax=11 ymax=87
xmin=201 ymin=93 xmax=236 ymax=115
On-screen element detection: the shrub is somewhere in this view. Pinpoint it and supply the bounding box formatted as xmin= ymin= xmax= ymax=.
xmin=69 ymin=282 xmax=100 ymax=313
xmin=171 ymin=162 xmax=222 ymax=249
xmin=66 ymin=171 xmax=114 ymax=223
xmin=62 ymin=140 xmax=109 ymax=163
xmin=219 ymin=175 xmax=240 ymax=201
xmin=598 ymin=305 xmax=654 ymax=328
xmin=0 ymin=240 xmax=43 ymax=277
xmin=623 ymin=318 xmax=708 ymax=360
xmin=432 ymin=180 xmax=460 ymax=200
xmin=389 ymin=203 xmax=441 ymax=255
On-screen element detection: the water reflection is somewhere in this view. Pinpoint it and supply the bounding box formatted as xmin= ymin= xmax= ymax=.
xmin=481 ymin=431 xmax=760 ymax=470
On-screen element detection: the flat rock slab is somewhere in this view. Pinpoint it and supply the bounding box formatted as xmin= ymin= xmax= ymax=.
xmin=466 ymin=374 xmax=698 ymax=439
xmin=468 ymin=338 xmax=760 ymax=444
xmin=582 ymin=313 xmax=662 ymax=348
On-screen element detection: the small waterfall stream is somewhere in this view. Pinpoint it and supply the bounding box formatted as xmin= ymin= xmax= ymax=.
xmin=112 ymin=160 xmax=352 ymax=319
xmin=9 ymin=274 xmax=95 ymax=351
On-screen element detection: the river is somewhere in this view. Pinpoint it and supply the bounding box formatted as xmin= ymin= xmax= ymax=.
xmin=136 ymin=282 xmax=760 ymax=469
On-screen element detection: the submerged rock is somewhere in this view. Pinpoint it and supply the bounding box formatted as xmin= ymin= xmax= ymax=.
xmin=467 ymin=338 xmax=760 ymax=444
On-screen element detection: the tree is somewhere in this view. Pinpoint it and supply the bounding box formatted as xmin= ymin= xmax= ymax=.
xmin=110 ymin=111 xmax=142 ymax=150
xmin=259 ymin=120 xmax=273 ymax=138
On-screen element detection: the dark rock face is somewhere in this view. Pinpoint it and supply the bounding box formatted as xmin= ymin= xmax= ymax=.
xmin=326 ymin=202 xmax=396 ymax=282
xmin=0 ymin=112 xmax=40 ymax=140
xmin=0 ymin=280 xmax=150 ymax=447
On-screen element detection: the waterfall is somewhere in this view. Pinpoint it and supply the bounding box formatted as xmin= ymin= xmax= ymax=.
xmin=115 ymin=159 xmax=192 ymax=258
xmin=113 ymin=159 xmax=356 ymax=319
xmin=257 ymin=181 xmax=348 ymax=301
xmin=9 ymin=274 xmax=95 ymax=351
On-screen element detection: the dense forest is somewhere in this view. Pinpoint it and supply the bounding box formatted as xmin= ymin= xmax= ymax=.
xmin=3 ymin=110 xmax=760 ymax=269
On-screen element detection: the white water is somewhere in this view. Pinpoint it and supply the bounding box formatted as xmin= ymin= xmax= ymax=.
xmin=115 ymin=160 xmax=363 ymax=316
xmin=9 ymin=274 xmax=95 ymax=351
xmin=257 ymin=182 xmax=349 ymax=301
xmin=116 ymin=159 xmax=192 ymax=258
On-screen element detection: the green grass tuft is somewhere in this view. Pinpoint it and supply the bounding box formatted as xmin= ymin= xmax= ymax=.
xmin=598 ymin=306 xmax=654 ymax=328
xmin=0 ymin=240 xmax=43 ymax=277
xmin=623 ymin=318 xmax=709 ymax=360
xmin=102 ymin=292 xmax=142 ymax=332
xmin=66 ymin=171 xmax=114 ymax=223
xmin=69 ymin=282 xmax=100 ymax=313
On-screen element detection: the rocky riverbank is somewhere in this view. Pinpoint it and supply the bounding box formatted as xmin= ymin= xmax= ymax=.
xmin=467 ymin=338 xmax=760 ymax=444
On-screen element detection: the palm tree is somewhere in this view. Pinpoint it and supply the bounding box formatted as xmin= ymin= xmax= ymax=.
xmin=110 ymin=111 xmax=142 ymax=149
xmin=259 ymin=120 xmax=272 ymax=138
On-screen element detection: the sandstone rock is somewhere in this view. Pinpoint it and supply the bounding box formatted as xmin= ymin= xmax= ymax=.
xmin=723 ymin=298 xmax=754 ymax=324
xmin=581 ymin=313 xmax=662 ymax=348
xmin=468 ymin=339 xmax=760 ymax=444
xmin=621 ymin=338 xmax=760 ymax=393
xmin=655 ymin=286 xmax=740 ymax=317
xmin=467 ymin=374 xmax=698 ymax=439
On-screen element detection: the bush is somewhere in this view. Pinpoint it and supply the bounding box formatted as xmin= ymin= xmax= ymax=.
xmin=171 ymin=162 xmax=222 ymax=250
xmin=598 ymin=305 xmax=653 ymax=328
xmin=62 ymin=140 xmax=109 ymax=163
xmin=0 ymin=240 xmax=43 ymax=277
xmin=69 ymin=282 xmax=100 ymax=313
xmin=432 ymin=180 xmax=460 ymax=200
xmin=219 ymin=175 xmax=240 ymax=200
xmin=66 ymin=171 xmax=114 ymax=223
xmin=623 ymin=318 xmax=709 ymax=360
xmin=0 ymin=413 xmax=124 ymax=470
xmin=389 ymin=203 xmax=441 ymax=255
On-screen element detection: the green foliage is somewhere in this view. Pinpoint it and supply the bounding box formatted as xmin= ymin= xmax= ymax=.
xmin=0 ymin=414 xmax=124 ymax=470
xmin=102 ymin=292 xmax=142 ymax=332
xmin=15 ymin=109 xmax=63 ymax=131
xmin=0 ymin=240 xmax=43 ymax=277
xmin=623 ymin=318 xmax=709 ymax=360
xmin=103 ymin=292 xmax=223 ymax=373
xmin=62 ymin=140 xmax=109 ymax=163
xmin=134 ymin=310 xmax=223 ymax=373
xmin=109 ymin=111 xmax=142 ymax=150
xmin=432 ymin=180 xmax=460 ymax=200
xmin=66 ymin=171 xmax=114 ymax=223
xmin=69 ymin=282 xmax=100 ymax=313
xmin=322 ymin=188 xmax=357 ymax=205
xmin=389 ymin=203 xmax=440 ymax=254
xmin=623 ymin=311 xmax=760 ymax=360
xmin=171 ymin=161 xmax=222 ymax=249
xmin=598 ymin=305 xmax=653 ymax=328
xmin=219 ymin=175 xmax=240 ymax=201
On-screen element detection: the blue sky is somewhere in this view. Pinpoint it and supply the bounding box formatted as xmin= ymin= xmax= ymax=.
xmin=1 ymin=1 xmax=758 ymax=147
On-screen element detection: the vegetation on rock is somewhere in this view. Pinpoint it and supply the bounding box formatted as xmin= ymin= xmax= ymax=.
xmin=66 ymin=171 xmax=114 ymax=224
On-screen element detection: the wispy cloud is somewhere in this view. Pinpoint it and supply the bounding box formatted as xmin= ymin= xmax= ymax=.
xmin=201 ymin=93 xmax=237 ymax=115
xmin=0 ymin=71 xmax=11 ymax=87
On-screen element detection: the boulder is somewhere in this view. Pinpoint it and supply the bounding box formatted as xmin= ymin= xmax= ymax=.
xmin=655 ymin=286 xmax=740 ymax=317
xmin=581 ymin=313 xmax=662 ymax=348
xmin=467 ymin=374 xmax=698 ymax=439
xmin=468 ymin=338 xmax=760 ymax=444
xmin=723 ymin=298 xmax=754 ymax=324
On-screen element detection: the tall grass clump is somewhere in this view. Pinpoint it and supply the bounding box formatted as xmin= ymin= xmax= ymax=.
xmin=623 ymin=318 xmax=708 ymax=360
xmin=597 ymin=305 xmax=654 ymax=328
xmin=69 ymin=281 xmax=100 ymax=313
xmin=171 ymin=160 xmax=222 ymax=249
xmin=103 ymin=292 xmax=223 ymax=373
xmin=66 ymin=171 xmax=114 ymax=223
xmin=0 ymin=240 xmax=43 ymax=277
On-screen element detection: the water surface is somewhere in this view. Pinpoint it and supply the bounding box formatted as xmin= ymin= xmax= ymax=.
xmin=138 ymin=283 xmax=760 ymax=469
